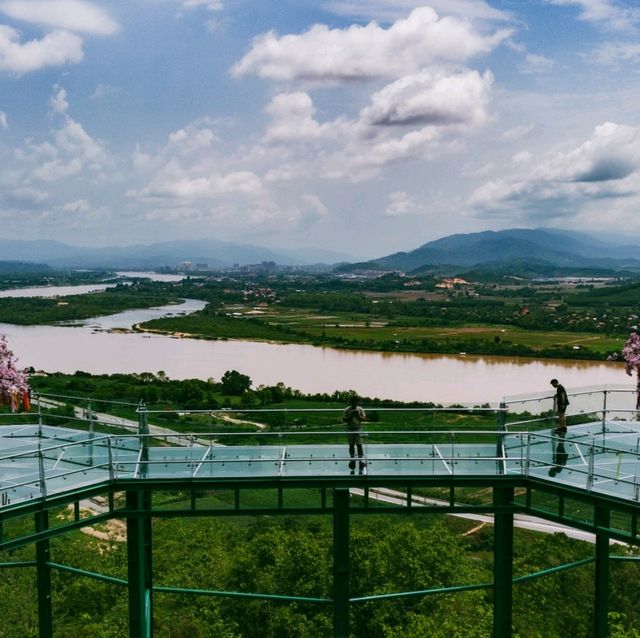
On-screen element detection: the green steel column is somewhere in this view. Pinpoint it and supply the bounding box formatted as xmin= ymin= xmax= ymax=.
xmin=493 ymin=487 xmax=514 ymax=638
xmin=35 ymin=510 xmax=53 ymax=638
xmin=126 ymin=490 xmax=153 ymax=638
xmin=594 ymin=506 xmax=610 ymax=638
xmin=333 ymin=489 xmax=350 ymax=638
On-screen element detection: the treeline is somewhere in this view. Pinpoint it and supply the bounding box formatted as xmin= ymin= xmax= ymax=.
xmin=0 ymin=284 xmax=178 ymax=325
xmin=1 ymin=514 xmax=639 ymax=637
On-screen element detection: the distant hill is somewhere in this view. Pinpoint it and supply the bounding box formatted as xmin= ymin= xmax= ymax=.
xmin=0 ymin=260 xmax=53 ymax=273
xmin=0 ymin=239 xmax=353 ymax=269
xmin=352 ymin=228 xmax=640 ymax=274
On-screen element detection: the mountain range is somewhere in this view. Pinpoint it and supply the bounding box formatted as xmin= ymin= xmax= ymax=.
xmin=0 ymin=239 xmax=352 ymax=269
xmin=0 ymin=229 xmax=638 ymax=273
xmin=354 ymin=228 xmax=640 ymax=274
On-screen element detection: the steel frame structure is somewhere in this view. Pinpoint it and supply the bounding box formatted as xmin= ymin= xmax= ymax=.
xmin=1 ymin=388 xmax=640 ymax=638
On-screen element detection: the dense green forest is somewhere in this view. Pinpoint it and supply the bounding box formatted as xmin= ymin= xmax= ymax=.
xmin=1 ymin=510 xmax=639 ymax=637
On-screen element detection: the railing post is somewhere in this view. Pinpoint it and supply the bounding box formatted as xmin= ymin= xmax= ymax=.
xmin=587 ymin=446 xmax=595 ymax=491
xmin=35 ymin=509 xmax=53 ymax=638
xmin=525 ymin=433 xmax=531 ymax=477
xmin=138 ymin=401 xmax=149 ymax=479
xmin=87 ymin=401 xmax=94 ymax=467
xmin=38 ymin=450 xmax=47 ymax=499
xmin=496 ymin=402 xmax=507 ymax=475
xmin=37 ymin=393 xmax=43 ymax=436
xmin=333 ymin=488 xmax=350 ymax=638
xmin=601 ymin=390 xmax=607 ymax=432
xmin=493 ymin=486 xmax=514 ymax=638
xmin=108 ymin=437 xmax=115 ymax=482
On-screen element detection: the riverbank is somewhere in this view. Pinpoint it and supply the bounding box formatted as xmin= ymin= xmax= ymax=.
xmin=137 ymin=312 xmax=623 ymax=362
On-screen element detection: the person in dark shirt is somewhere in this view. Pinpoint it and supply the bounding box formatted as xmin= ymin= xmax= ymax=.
xmin=550 ymin=378 xmax=569 ymax=433
xmin=343 ymin=395 xmax=367 ymax=473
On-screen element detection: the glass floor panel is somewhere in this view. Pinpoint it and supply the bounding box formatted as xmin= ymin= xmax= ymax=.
xmin=1 ymin=421 xmax=640 ymax=509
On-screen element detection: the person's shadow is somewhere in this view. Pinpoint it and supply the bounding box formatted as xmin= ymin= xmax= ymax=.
xmin=548 ymin=432 xmax=568 ymax=477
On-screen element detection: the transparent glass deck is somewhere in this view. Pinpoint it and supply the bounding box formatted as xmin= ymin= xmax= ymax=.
xmin=2 ymin=385 xmax=640 ymax=509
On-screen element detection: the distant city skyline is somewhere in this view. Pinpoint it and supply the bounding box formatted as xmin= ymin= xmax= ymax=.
xmin=1 ymin=0 xmax=640 ymax=259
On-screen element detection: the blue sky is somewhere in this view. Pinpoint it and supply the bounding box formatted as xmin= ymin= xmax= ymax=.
xmin=1 ymin=0 xmax=640 ymax=259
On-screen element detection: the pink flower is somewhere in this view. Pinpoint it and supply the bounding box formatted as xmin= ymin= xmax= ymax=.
xmin=0 ymin=334 xmax=29 ymax=396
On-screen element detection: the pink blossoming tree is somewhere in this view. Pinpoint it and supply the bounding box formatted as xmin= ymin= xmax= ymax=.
xmin=0 ymin=334 xmax=29 ymax=397
xmin=622 ymin=331 xmax=640 ymax=409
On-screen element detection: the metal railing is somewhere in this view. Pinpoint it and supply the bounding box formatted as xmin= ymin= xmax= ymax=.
xmin=1 ymin=387 xmax=640 ymax=509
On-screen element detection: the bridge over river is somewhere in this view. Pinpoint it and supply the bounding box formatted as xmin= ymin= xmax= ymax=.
xmin=1 ymin=386 xmax=640 ymax=638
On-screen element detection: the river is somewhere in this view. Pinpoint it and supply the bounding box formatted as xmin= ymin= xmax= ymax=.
xmin=0 ymin=281 xmax=630 ymax=404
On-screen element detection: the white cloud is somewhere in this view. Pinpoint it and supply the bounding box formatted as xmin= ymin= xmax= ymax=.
xmin=501 ymin=123 xmax=535 ymax=142
xmin=50 ymin=85 xmax=69 ymax=114
xmin=0 ymin=25 xmax=83 ymax=74
xmin=520 ymin=53 xmax=556 ymax=74
xmin=90 ymin=83 xmax=122 ymax=100
xmin=264 ymin=92 xmax=332 ymax=142
xmin=546 ymin=0 xmax=640 ymax=31
xmin=469 ymin=122 xmax=640 ymax=222
xmin=361 ymin=69 xmax=492 ymax=127
xmin=0 ymin=0 xmax=119 ymax=35
xmin=512 ymin=150 xmax=533 ymax=164
xmin=385 ymin=191 xmax=423 ymax=216
xmin=323 ymin=0 xmax=512 ymax=23
xmin=0 ymin=110 xmax=7 ymax=129
xmin=8 ymin=85 xmax=109 ymax=185
xmin=180 ymin=0 xmax=223 ymax=10
xmin=594 ymin=41 xmax=640 ymax=64
xmin=258 ymin=70 xmax=493 ymax=180
xmin=141 ymin=170 xmax=263 ymax=200
xmin=232 ymin=7 xmax=511 ymax=83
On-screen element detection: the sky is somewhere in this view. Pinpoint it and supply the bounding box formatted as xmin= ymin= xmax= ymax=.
xmin=1 ymin=0 xmax=640 ymax=259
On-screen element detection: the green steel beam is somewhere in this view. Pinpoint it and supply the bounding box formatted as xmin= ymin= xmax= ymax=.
xmin=35 ymin=510 xmax=53 ymax=638
xmin=493 ymin=487 xmax=514 ymax=638
xmin=126 ymin=490 xmax=153 ymax=638
xmin=594 ymin=506 xmax=610 ymax=638
xmin=333 ymin=489 xmax=350 ymax=638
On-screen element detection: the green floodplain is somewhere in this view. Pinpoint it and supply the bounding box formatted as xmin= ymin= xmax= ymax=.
xmin=1 ymin=269 xmax=639 ymax=360
xmin=1 ymin=371 xmax=640 ymax=638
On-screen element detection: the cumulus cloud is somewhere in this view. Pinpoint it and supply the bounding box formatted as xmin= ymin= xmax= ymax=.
xmin=0 ymin=0 xmax=119 ymax=35
xmin=259 ymin=70 xmax=493 ymax=180
xmin=594 ymin=41 xmax=640 ymax=64
xmin=264 ymin=92 xmax=334 ymax=142
xmin=385 ymin=191 xmax=423 ymax=216
xmin=546 ymin=0 xmax=640 ymax=31
xmin=141 ymin=171 xmax=263 ymax=200
xmin=520 ymin=53 xmax=556 ymax=74
xmin=232 ymin=7 xmax=510 ymax=83
xmin=11 ymin=85 xmax=108 ymax=183
xmin=50 ymin=85 xmax=69 ymax=114
xmin=469 ymin=122 xmax=640 ymax=221
xmin=323 ymin=0 xmax=512 ymax=23
xmin=361 ymin=69 xmax=492 ymax=127
xmin=0 ymin=110 xmax=7 ymax=129
xmin=501 ymin=123 xmax=535 ymax=142
xmin=0 ymin=25 xmax=83 ymax=74
xmin=180 ymin=0 xmax=223 ymax=10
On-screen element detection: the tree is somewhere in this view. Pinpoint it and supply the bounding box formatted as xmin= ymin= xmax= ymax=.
xmin=622 ymin=332 xmax=640 ymax=408
xmin=221 ymin=370 xmax=252 ymax=395
xmin=0 ymin=334 xmax=29 ymax=405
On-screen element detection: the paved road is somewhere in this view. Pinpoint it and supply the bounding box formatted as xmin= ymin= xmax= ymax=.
xmin=350 ymin=486 xmax=624 ymax=545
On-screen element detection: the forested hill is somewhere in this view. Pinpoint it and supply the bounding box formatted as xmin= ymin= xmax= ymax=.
xmin=350 ymin=228 xmax=640 ymax=272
